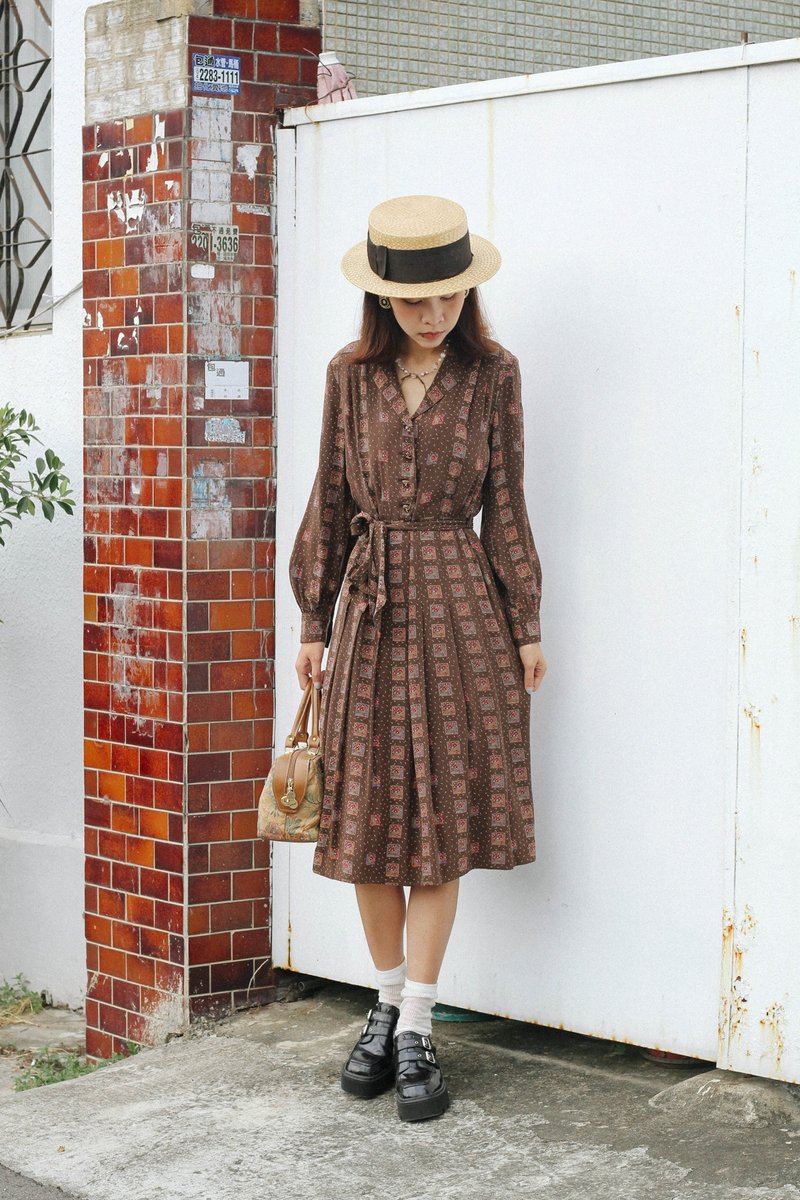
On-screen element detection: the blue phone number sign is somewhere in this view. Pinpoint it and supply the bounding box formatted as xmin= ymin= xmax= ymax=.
xmin=192 ymin=53 xmax=241 ymax=95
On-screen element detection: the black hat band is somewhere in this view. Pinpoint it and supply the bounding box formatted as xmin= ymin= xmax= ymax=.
xmin=366 ymin=231 xmax=473 ymax=284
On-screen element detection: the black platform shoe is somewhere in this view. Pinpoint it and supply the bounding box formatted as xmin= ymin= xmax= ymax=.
xmin=394 ymin=1030 xmax=450 ymax=1121
xmin=340 ymin=1002 xmax=400 ymax=1098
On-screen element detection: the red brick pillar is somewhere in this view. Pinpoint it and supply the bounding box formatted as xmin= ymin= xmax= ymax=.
xmin=82 ymin=0 xmax=320 ymax=1060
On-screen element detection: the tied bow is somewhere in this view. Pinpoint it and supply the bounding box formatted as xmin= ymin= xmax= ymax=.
xmin=344 ymin=510 xmax=389 ymax=623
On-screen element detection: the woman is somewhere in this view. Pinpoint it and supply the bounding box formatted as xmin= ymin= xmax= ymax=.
xmin=289 ymin=195 xmax=547 ymax=1122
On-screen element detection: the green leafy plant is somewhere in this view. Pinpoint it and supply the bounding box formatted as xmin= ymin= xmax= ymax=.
xmin=0 ymin=405 xmax=75 ymax=547
xmin=0 ymin=973 xmax=44 ymax=1026
xmin=13 ymin=1042 xmax=141 ymax=1091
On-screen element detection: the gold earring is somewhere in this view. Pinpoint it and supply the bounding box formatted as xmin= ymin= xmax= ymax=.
xmin=378 ymin=295 xmax=391 ymax=309
xmin=464 ymin=288 xmax=470 ymax=298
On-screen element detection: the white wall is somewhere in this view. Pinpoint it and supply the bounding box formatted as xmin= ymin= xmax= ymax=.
xmin=274 ymin=40 xmax=800 ymax=1083
xmin=0 ymin=0 xmax=98 ymax=1008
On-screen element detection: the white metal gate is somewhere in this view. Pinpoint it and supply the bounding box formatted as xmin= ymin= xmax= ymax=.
xmin=272 ymin=40 xmax=800 ymax=1083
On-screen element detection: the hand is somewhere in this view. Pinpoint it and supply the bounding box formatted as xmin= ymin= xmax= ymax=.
xmin=518 ymin=642 xmax=547 ymax=694
xmin=296 ymin=640 xmax=325 ymax=691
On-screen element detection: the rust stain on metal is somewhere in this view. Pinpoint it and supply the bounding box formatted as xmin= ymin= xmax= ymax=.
xmin=759 ymin=1001 xmax=786 ymax=1071
xmin=718 ymin=906 xmax=735 ymax=1052
xmin=729 ymin=974 xmax=749 ymax=1040
xmin=742 ymin=703 xmax=761 ymax=733
xmin=739 ymin=904 xmax=757 ymax=938
xmin=740 ymin=626 xmax=747 ymax=656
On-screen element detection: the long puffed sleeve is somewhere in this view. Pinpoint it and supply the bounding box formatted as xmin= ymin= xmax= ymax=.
xmin=479 ymin=353 xmax=543 ymax=646
xmin=289 ymin=356 xmax=357 ymax=647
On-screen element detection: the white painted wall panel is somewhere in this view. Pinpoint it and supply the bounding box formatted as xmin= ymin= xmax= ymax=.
xmin=274 ymin=41 xmax=800 ymax=1080
xmin=717 ymin=61 xmax=800 ymax=1084
xmin=0 ymin=1 xmax=98 ymax=1007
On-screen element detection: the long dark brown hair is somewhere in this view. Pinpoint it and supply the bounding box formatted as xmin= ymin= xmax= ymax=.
xmin=345 ymin=288 xmax=501 ymax=365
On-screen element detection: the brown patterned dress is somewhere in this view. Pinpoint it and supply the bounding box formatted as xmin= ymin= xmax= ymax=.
xmin=289 ymin=340 xmax=543 ymax=886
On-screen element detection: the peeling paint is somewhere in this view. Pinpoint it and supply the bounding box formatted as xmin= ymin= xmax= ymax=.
xmin=107 ymin=187 xmax=147 ymax=232
xmin=187 ymin=288 xmax=241 ymax=358
xmin=145 ymin=113 xmax=166 ymax=172
xmin=191 ymin=263 xmax=215 ymax=279
xmin=191 ymin=461 xmax=231 ymax=540
xmin=205 ymin=417 xmax=246 ymax=444
xmin=235 ymin=143 xmax=262 ymax=179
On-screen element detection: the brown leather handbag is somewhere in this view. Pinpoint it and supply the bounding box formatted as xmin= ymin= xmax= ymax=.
xmin=257 ymin=679 xmax=323 ymax=842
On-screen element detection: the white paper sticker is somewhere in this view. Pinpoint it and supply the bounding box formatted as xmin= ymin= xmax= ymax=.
xmin=204 ymin=360 xmax=249 ymax=401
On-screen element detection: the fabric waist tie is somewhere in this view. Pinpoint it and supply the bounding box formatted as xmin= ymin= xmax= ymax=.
xmin=344 ymin=510 xmax=474 ymax=626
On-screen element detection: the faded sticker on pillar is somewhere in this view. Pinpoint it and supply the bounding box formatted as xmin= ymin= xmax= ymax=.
xmin=191 ymin=223 xmax=239 ymax=262
xmin=192 ymin=53 xmax=240 ymax=95
xmin=205 ymin=360 xmax=249 ymax=401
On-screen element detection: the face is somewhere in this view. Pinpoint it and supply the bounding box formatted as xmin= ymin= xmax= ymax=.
xmin=387 ymin=290 xmax=468 ymax=354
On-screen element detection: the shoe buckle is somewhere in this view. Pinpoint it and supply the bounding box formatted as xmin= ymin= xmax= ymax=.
xmin=425 ymin=1050 xmax=436 ymax=1064
xmin=421 ymin=1035 xmax=432 ymax=1049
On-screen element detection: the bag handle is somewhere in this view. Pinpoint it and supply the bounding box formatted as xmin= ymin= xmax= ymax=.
xmin=283 ymin=678 xmax=321 ymax=752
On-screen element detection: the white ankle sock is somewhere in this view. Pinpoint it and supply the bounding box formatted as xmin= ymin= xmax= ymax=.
xmin=395 ymin=977 xmax=438 ymax=1037
xmin=375 ymin=958 xmax=406 ymax=1008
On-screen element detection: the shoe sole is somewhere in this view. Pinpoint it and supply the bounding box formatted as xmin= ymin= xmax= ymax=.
xmin=341 ymin=1061 xmax=396 ymax=1099
xmin=396 ymin=1080 xmax=450 ymax=1122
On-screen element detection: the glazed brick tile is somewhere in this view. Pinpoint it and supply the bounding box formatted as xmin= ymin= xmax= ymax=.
xmin=127 ymin=954 xmax=156 ymax=988
xmin=111 ymin=921 xmax=141 ymax=954
xmin=97 ymin=1001 xmax=128 ymax=1037
xmin=187 ymin=15 xmax=233 ymax=45
xmin=188 ymin=871 xmax=231 ymax=904
xmin=153 ymin=900 xmax=183 ymax=934
xmin=209 ymin=899 xmax=254 ymax=934
xmin=139 ymin=868 xmax=172 ymax=903
xmin=231 ymin=868 xmax=268 ymax=901
xmin=140 ymin=926 xmax=170 ymax=959
xmin=258 ymin=0 xmax=299 ymax=22
xmin=210 ymin=779 xmax=255 ymax=811
xmin=189 ymin=932 xmax=232 ymax=966
xmin=209 ymin=956 xmax=256 ymax=990
xmin=232 ymin=928 xmax=267 ymax=959
xmin=209 ymin=840 xmax=253 ymax=872
xmin=252 ymin=21 xmax=277 ymax=52
xmin=97 ymin=887 xmax=124 ymax=919
xmin=155 ymin=841 xmax=183 ymax=874
xmin=189 ymin=965 xmax=211 ymax=995
xmin=278 ymin=23 xmax=321 ymax=55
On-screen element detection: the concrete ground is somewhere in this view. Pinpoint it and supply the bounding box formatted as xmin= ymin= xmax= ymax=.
xmin=1 ymin=981 xmax=799 ymax=1200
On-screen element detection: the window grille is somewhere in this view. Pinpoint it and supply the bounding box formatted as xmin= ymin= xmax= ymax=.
xmin=1 ymin=0 xmax=52 ymax=332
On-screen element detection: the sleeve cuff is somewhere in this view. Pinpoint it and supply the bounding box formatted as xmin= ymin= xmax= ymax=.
xmin=300 ymin=611 xmax=329 ymax=644
xmin=510 ymin=614 xmax=541 ymax=647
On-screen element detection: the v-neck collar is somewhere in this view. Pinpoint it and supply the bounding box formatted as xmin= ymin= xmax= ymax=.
xmin=373 ymin=343 xmax=456 ymax=422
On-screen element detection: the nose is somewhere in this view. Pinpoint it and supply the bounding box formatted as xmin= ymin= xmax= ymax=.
xmin=421 ymin=298 xmax=444 ymax=326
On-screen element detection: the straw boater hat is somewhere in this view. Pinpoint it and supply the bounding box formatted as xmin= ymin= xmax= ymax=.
xmin=341 ymin=195 xmax=501 ymax=299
